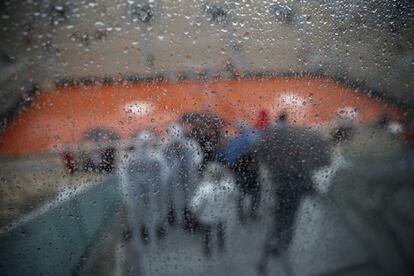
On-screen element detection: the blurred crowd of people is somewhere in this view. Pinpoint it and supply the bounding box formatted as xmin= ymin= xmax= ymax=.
xmin=107 ymin=110 xmax=413 ymax=273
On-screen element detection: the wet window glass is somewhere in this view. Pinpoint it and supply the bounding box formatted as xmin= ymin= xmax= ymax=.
xmin=0 ymin=0 xmax=413 ymax=275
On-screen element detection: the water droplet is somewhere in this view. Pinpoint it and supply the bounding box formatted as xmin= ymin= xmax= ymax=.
xmin=95 ymin=21 xmax=105 ymax=27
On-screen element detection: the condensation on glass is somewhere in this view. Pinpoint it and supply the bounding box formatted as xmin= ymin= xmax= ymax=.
xmin=0 ymin=1 xmax=413 ymax=275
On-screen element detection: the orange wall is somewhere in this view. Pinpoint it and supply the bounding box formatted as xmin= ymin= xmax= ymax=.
xmin=0 ymin=77 xmax=402 ymax=155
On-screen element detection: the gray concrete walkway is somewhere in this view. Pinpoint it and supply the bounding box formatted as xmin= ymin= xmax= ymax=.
xmin=82 ymin=178 xmax=389 ymax=276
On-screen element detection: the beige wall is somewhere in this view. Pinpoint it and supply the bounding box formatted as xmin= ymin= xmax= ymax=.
xmin=0 ymin=0 xmax=413 ymax=111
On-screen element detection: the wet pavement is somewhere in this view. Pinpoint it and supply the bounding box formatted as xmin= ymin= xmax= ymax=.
xmin=81 ymin=173 xmax=383 ymax=276
xmin=3 ymin=159 xmax=410 ymax=276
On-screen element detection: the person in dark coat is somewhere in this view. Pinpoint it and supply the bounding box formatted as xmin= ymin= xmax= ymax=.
xmin=256 ymin=115 xmax=330 ymax=273
xmin=224 ymin=110 xmax=270 ymax=221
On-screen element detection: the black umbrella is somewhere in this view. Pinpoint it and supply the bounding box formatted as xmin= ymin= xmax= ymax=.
xmin=258 ymin=125 xmax=330 ymax=174
xmin=181 ymin=112 xmax=225 ymax=129
xmin=84 ymin=128 xmax=120 ymax=142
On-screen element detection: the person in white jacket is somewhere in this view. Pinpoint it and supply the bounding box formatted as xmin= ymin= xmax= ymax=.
xmin=163 ymin=123 xmax=203 ymax=230
xmin=118 ymin=130 xmax=171 ymax=248
xmin=190 ymin=162 xmax=239 ymax=256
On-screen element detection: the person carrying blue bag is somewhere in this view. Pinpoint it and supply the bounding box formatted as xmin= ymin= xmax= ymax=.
xmin=223 ymin=109 xmax=270 ymax=222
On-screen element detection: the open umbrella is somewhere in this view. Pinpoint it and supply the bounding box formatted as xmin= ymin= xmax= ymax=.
xmin=84 ymin=127 xmax=120 ymax=142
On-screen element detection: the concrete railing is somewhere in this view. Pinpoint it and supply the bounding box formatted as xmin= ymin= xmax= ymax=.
xmin=0 ymin=175 xmax=120 ymax=276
